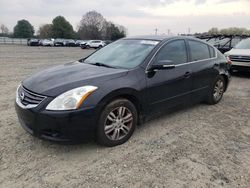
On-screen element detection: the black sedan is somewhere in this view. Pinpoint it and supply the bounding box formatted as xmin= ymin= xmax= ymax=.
xmin=15 ymin=36 xmax=231 ymax=146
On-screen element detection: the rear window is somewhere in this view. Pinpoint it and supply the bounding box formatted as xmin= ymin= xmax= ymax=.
xmin=188 ymin=40 xmax=210 ymax=61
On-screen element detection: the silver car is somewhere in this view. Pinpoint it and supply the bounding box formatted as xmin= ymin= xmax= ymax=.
xmin=225 ymin=38 xmax=250 ymax=72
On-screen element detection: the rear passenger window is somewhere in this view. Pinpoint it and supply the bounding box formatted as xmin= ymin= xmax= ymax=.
xmin=188 ymin=40 xmax=210 ymax=61
xmin=155 ymin=40 xmax=187 ymax=64
xmin=209 ymin=46 xmax=216 ymax=58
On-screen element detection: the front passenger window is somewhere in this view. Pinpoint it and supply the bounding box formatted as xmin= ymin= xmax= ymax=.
xmin=155 ymin=40 xmax=188 ymax=65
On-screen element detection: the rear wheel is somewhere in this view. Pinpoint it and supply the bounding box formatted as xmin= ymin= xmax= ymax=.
xmin=207 ymin=75 xmax=225 ymax=105
xmin=97 ymin=99 xmax=137 ymax=147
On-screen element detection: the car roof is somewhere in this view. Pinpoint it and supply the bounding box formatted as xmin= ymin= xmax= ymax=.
xmin=125 ymin=35 xmax=200 ymax=42
xmin=124 ymin=35 xmax=215 ymax=48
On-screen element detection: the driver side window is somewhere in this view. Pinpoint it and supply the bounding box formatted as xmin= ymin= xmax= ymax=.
xmin=155 ymin=40 xmax=188 ymax=65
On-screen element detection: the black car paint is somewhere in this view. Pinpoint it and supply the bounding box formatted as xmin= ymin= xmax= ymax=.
xmin=16 ymin=36 xmax=230 ymax=142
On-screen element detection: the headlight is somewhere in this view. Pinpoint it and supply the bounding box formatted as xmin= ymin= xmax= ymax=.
xmin=46 ymin=86 xmax=98 ymax=111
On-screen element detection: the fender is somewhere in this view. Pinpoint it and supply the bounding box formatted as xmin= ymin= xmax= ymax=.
xmin=94 ymin=87 xmax=147 ymax=123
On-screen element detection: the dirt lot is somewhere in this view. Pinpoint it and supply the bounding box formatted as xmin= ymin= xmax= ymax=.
xmin=0 ymin=45 xmax=250 ymax=188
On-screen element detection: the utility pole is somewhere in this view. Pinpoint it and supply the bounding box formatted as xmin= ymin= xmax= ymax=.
xmin=188 ymin=28 xmax=191 ymax=35
xmin=155 ymin=28 xmax=158 ymax=35
xmin=167 ymin=29 xmax=171 ymax=35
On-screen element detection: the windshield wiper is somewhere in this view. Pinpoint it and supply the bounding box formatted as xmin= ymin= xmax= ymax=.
xmin=89 ymin=62 xmax=117 ymax=69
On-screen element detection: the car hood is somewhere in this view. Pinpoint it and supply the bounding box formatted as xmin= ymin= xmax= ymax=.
xmin=22 ymin=61 xmax=128 ymax=97
xmin=226 ymin=48 xmax=250 ymax=56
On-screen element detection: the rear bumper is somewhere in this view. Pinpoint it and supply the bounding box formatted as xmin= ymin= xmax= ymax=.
xmin=15 ymin=102 xmax=98 ymax=142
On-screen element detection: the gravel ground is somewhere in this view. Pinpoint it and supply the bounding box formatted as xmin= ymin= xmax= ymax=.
xmin=0 ymin=45 xmax=250 ymax=188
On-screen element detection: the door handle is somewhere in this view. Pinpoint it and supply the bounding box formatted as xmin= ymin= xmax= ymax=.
xmin=184 ymin=71 xmax=191 ymax=78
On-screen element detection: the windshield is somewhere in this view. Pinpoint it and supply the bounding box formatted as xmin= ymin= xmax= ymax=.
xmin=235 ymin=38 xmax=250 ymax=49
xmin=84 ymin=39 xmax=159 ymax=69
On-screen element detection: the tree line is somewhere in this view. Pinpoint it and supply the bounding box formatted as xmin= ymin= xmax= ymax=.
xmin=205 ymin=27 xmax=250 ymax=36
xmin=0 ymin=11 xmax=126 ymax=41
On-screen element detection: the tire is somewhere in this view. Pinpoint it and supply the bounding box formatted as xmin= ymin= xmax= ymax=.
xmin=206 ymin=75 xmax=225 ymax=105
xmin=96 ymin=98 xmax=138 ymax=147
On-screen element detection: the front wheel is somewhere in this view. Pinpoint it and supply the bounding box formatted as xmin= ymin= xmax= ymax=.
xmin=96 ymin=99 xmax=137 ymax=147
xmin=206 ymin=75 xmax=225 ymax=105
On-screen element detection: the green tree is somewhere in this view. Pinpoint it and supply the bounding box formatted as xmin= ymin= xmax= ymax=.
xmin=13 ymin=20 xmax=34 ymax=38
xmin=51 ymin=16 xmax=75 ymax=38
xmin=38 ymin=24 xmax=52 ymax=38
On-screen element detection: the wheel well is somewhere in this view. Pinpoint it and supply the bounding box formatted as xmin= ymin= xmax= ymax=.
xmin=117 ymin=95 xmax=140 ymax=112
xmin=99 ymin=94 xmax=143 ymax=124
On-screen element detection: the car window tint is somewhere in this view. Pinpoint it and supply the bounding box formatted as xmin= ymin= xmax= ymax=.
xmin=209 ymin=46 xmax=216 ymax=58
xmin=188 ymin=40 xmax=210 ymax=61
xmin=155 ymin=40 xmax=187 ymax=64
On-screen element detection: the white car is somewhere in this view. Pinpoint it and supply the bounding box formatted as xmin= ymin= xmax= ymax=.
xmin=225 ymin=38 xmax=250 ymax=72
xmin=85 ymin=40 xmax=106 ymax=49
xmin=40 ymin=39 xmax=54 ymax=46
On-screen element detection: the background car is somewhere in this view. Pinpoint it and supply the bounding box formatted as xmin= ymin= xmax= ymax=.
xmin=80 ymin=40 xmax=89 ymax=49
xmin=104 ymin=40 xmax=113 ymax=45
xmin=75 ymin=40 xmax=86 ymax=46
xmin=63 ymin=39 xmax=76 ymax=47
xmin=54 ymin=39 xmax=64 ymax=46
xmin=27 ymin=38 xmax=39 ymax=46
xmin=225 ymin=38 xmax=250 ymax=72
xmin=82 ymin=40 xmax=106 ymax=49
xmin=40 ymin=39 xmax=54 ymax=46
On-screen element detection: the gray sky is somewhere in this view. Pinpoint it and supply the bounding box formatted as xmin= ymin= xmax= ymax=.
xmin=0 ymin=0 xmax=250 ymax=36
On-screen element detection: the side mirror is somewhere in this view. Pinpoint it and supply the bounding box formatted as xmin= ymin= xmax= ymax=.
xmin=148 ymin=60 xmax=176 ymax=72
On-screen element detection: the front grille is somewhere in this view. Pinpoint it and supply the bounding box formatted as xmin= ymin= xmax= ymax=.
xmin=18 ymin=86 xmax=46 ymax=107
xmin=229 ymin=55 xmax=250 ymax=62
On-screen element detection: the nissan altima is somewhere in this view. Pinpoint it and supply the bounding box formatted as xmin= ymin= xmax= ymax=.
xmin=15 ymin=36 xmax=231 ymax=146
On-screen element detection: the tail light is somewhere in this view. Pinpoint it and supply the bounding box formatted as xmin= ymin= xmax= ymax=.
xmin=226 ymin=56 xmax=232 ymax=65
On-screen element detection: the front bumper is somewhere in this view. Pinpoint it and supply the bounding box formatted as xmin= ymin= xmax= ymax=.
xmin=15 ymin=102 xmax=98 ymax=142
xmin=231 ymin=61 xmax=250 ymax=72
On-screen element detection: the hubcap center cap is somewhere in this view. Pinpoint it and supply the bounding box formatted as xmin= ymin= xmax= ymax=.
xmin=114 ymin=119 xmax=123 ymax=129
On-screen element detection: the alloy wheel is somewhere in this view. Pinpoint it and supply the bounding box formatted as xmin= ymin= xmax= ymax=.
xmin=213 ymin=79 xmax=224 ymax=102
xmin=104 ymin=106 xmax=133 ymax=141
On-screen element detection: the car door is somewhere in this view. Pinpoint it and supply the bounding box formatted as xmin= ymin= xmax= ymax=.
xmin=187 ymin=40 xmax=218 ymax=102
xmin=145 ymin=39 xmax=193 ymax=112
xmin=93 ymin=41 xmax=99 ymax=48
